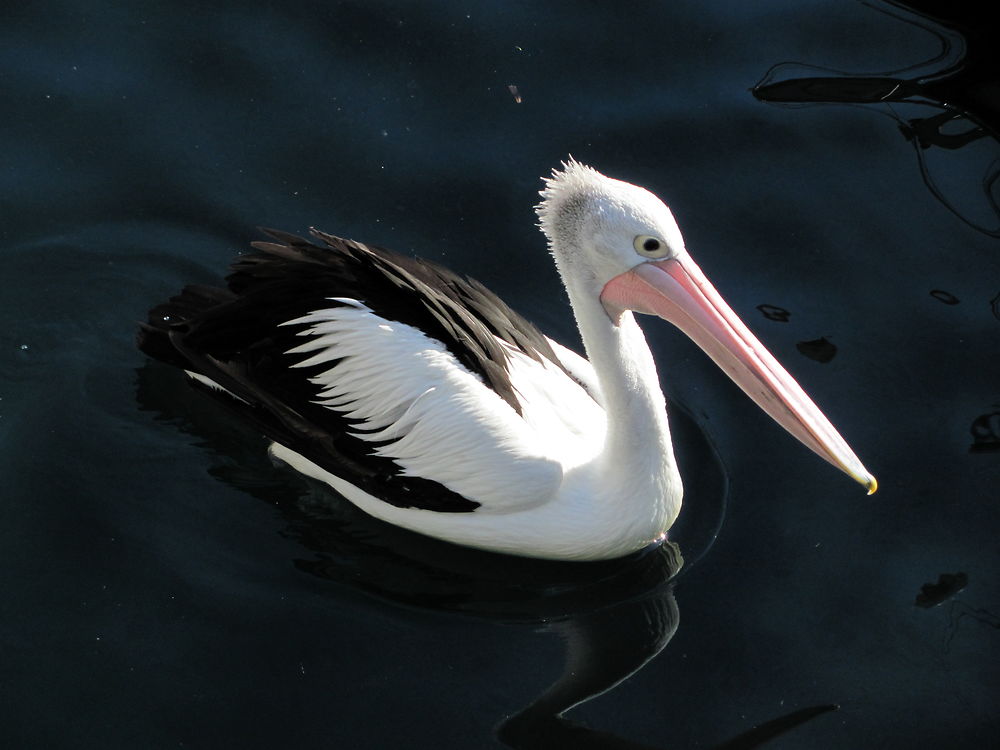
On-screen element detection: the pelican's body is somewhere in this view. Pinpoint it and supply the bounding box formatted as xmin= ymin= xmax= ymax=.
xmin=139 ymin=161 xmax=875 ymax=560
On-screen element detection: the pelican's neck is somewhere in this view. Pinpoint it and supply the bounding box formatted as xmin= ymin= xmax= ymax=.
xmin=562 ymin=273 xmax=680 ymax=502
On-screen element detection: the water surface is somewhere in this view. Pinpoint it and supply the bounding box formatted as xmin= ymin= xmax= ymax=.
xmin=2 ymin=1 xmax=998 ymax=747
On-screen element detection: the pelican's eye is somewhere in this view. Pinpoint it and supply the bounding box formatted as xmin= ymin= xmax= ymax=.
xmin=633 ymin=235 xmax=668 ymax=258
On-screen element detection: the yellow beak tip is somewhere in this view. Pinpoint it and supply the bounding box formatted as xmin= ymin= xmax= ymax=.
xmin=865 ymin=476 xmax=878 ymax=495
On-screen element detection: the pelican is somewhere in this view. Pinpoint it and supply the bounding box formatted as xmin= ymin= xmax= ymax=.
xmin=138 ymin=160 xmax=876 ymax=561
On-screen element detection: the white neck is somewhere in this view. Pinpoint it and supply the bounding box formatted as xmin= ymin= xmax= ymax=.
xmin=560 ymin=271 xmax=682 ymax=515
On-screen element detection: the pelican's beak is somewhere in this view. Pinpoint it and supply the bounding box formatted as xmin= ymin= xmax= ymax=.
xmin=600 ymin=255 xmax=877 ymax=494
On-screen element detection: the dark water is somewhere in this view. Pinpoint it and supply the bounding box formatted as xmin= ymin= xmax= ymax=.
xmin=3 ymin=1 xmax=999 ymax=747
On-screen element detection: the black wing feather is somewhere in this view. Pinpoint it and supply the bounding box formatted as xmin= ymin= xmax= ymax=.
xmin=138 ymin=228 xmax=573 ymax=513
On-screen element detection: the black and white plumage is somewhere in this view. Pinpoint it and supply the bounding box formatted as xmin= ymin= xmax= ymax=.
xmin=139 ymin=161 xmax=875 ymax=560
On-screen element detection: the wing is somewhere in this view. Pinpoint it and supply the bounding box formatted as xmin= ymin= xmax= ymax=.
xmin=545 ymin=337 xmax=604 ymax=407
xmin=138 ymin=229 xmax=600 ymax=513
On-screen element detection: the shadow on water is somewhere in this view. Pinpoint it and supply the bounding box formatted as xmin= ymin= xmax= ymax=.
xmin=752 ymin=1 xmax=1000 ymax=237
xmin=969 ymin=410 xmax=1000 ymax=453
xmin=136 ymin=362 xmax=835 ymax=748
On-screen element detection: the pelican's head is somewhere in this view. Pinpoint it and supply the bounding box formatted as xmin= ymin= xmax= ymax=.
xmin=536 ymin=159 xmax=877 ymax=495
xmin=536 ymin=159 xmax=688 ymax=294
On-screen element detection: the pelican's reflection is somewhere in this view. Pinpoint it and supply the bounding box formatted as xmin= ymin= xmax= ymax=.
xmin=136 ymin=363 xmax=833 ymax=748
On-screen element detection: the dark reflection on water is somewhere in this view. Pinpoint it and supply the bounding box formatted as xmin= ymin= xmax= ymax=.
xmin=969 ymin=411 xmax=1000 ymax=453
xmin=795 ymin=337 xmax=838 ymax=363
xmin=753 ymin=1 xmax=1000 ymax=237
xmin=755 ymin=304 xmax=791 ymax=323
xmin=133 ymin=364 xmax=851 ymax=749
xmin=929 ymin=289 xmax=960 ymax=305
xmin=916 ymin=572 xmax=968 ymax=608
xmin=915 ymin=574 xmax=1000 ymax=651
